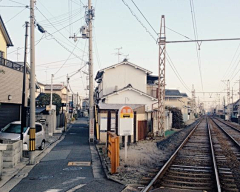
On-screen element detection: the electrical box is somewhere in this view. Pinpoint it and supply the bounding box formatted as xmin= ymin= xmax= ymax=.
xmin=80 ymin=26 xmax=88 ymax=38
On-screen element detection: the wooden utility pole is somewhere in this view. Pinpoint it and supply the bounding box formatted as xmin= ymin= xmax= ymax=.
xmin=157 ymin=15 xmax=166 ymax=137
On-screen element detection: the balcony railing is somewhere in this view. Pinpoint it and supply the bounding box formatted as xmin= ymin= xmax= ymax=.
xmin=0 ymin=57 xmax=28 ymax=73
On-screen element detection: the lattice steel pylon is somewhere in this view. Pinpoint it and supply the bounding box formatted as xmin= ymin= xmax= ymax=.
xmin=158 ymin=15 xmax=166 ymax=137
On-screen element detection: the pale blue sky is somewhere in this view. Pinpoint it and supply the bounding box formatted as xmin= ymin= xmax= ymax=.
xmin=1 ymin=0 xmax=240 ymax=110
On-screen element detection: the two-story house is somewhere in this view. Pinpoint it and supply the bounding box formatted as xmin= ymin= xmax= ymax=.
xmin=0 ymin=15 xmax=30 ymax=128
xmin=95 ymin=60 xmax=160 ymax=143
xmin=44 ymin=84 xmax=68 ymax=105
xmin=165 ymin=89 xmax=191 ymax=122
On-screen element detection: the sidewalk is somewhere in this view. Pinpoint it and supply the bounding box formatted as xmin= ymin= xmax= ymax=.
xmin=0 ymin=132 xmax=63 ymax=189
xmin=2 ymin=118 xmax=125 ymax=192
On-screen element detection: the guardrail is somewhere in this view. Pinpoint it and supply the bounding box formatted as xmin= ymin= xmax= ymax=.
xmin=107 ymin=131 xmax=119 ymax=174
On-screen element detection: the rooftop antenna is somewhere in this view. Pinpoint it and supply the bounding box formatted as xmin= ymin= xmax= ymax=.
xmin=114 ymin=47 xmax=122 ymax=63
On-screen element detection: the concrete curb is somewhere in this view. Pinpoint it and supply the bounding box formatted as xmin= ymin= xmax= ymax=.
xmin=95 ymin=144 xmax=126 ymax=187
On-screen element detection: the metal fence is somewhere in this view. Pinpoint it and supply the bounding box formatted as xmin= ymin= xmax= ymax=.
xmin=0 ymin=57 xmax=29 ymax=73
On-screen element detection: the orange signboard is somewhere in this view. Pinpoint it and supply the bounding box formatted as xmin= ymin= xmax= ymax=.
xmin=120 ymin=106 xmax=133 ymax=118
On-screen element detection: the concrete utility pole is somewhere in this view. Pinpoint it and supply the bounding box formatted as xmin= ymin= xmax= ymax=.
xmin=88 ymin=0 xmax=95 ymax=142
xmin=69 ymin=0 xmax=95 ymax=142
xmin=50 ymin=74 xmax=54 ymax=109
xmin=29 ymin=0 xmax=36 ymax=164
xmin=21 ymin=21 xmax=29 ymax=141
xmin=66 ymin=74 xmax=69 ymax=120
xmin=157 ymin=15 xmax=166 ymax=137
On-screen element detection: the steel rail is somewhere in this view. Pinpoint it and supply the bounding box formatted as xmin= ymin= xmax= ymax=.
xmin=214 ymin=118 xmax=240 ymax=133
xmin=207 ymin=118 xmax=222 ymax=192
xmin=142 ymin=120 xmax=202 ymax=192
xmin=211 ymin=118 xmax=240 ymax=148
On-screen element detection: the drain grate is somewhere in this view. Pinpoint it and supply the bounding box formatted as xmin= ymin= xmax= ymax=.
xmin=68 ymin=161 xmax=91 ymax=166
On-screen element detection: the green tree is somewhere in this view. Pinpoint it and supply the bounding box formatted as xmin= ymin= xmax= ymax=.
xmin=166 ymin=107 xmax=185 ymax=129
xmin=38 ymin=93 xmax=62 ymax=115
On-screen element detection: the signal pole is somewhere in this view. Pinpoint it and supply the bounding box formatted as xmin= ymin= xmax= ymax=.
xmin=29 ymin=0 xmax=36 ymax=164
xmin=157 ymin=15 xmax=166 ymax=137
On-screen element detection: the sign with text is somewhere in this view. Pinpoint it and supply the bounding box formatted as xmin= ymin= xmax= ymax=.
xmin=118 ymin=106 xmax=134 ymax=136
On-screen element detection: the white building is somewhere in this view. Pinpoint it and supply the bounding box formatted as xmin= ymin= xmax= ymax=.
xmin=95 ymin=60 xmax=172 ymax=143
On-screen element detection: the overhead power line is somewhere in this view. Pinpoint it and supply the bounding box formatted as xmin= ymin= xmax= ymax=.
xmin=7 ymin=16 xmax=85 ymax=56
xmin=54 ymin=39 xmax=80 ymax=75
xmin=36 ymin=6 xmax=85 ymax=53
xmin=5 ymin=6 xmax=27 ymax=23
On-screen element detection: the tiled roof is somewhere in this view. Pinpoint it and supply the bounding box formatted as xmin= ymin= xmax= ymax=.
xmin=165 ymin=89 xmax=182 ymax=97
xmin=101 ymin=84 xmax=157 ymax=101
xmin=98 ymin=103 xmax=144 ymax=110
xmin=45 ymin=84 xmax=65 ymax=90
xmin=95 ymin=61 xmax=152 ymax=80
xmin=180 ymin=93 xmax=188 ymax=97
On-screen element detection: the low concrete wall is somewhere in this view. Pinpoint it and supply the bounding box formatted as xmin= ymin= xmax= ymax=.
xmin=1 ymin=140 xmax=22 ymax=168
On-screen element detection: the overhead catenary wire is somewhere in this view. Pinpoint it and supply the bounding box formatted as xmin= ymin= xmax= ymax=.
xmin=166 ymin=53 xmax=191 ymax=93
xmin=130 ymin=0 xmax=158 ymax=36
xmin=121 ymin=0 xmax=157 ymax=42
xmin=122 ymin=0 xmax=191 ymax=94
xmin=190 ymin=0 xmax=204 ymax=91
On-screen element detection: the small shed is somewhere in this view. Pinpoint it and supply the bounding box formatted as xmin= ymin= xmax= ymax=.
xmin=97 ymin=103 xmax=150 ymax=144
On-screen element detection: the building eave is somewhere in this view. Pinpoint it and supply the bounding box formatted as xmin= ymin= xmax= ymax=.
xmin=0 ymin=15 xmax=13 ymax=47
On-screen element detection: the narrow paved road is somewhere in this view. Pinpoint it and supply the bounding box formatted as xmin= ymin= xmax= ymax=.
xmin=11 ymin=118 xmax=125 ymax=192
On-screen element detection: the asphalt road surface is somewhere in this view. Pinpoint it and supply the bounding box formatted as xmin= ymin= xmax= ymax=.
xmin=11 ymin=118 xmax=125 ymax=192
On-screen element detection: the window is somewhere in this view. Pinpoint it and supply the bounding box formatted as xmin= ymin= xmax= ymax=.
xmin=36 ymin=124 xmax=42 ymax=133
xmin=2 ymin=123 xmax=28 ymax=133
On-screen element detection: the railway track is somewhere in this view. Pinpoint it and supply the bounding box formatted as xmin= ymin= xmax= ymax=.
xmin=212 ymin=118 xmax=240 ymax=145
xmin=142 ymin=117 xmax=240 ymax=192
xmin=142 ymin=118 xmax=219 ymax=192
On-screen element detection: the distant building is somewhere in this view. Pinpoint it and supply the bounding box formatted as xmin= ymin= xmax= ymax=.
xmin=165 ymin=89 xmax=191 ymax=122
xmin=44 ymin=84 xmax=68 ymax=105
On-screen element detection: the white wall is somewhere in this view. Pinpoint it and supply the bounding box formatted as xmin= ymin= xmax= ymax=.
xmin=103 ymin=89 xmax=156 ymax=111
xmin=101 ymin=64 xmax=147 ymax=97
